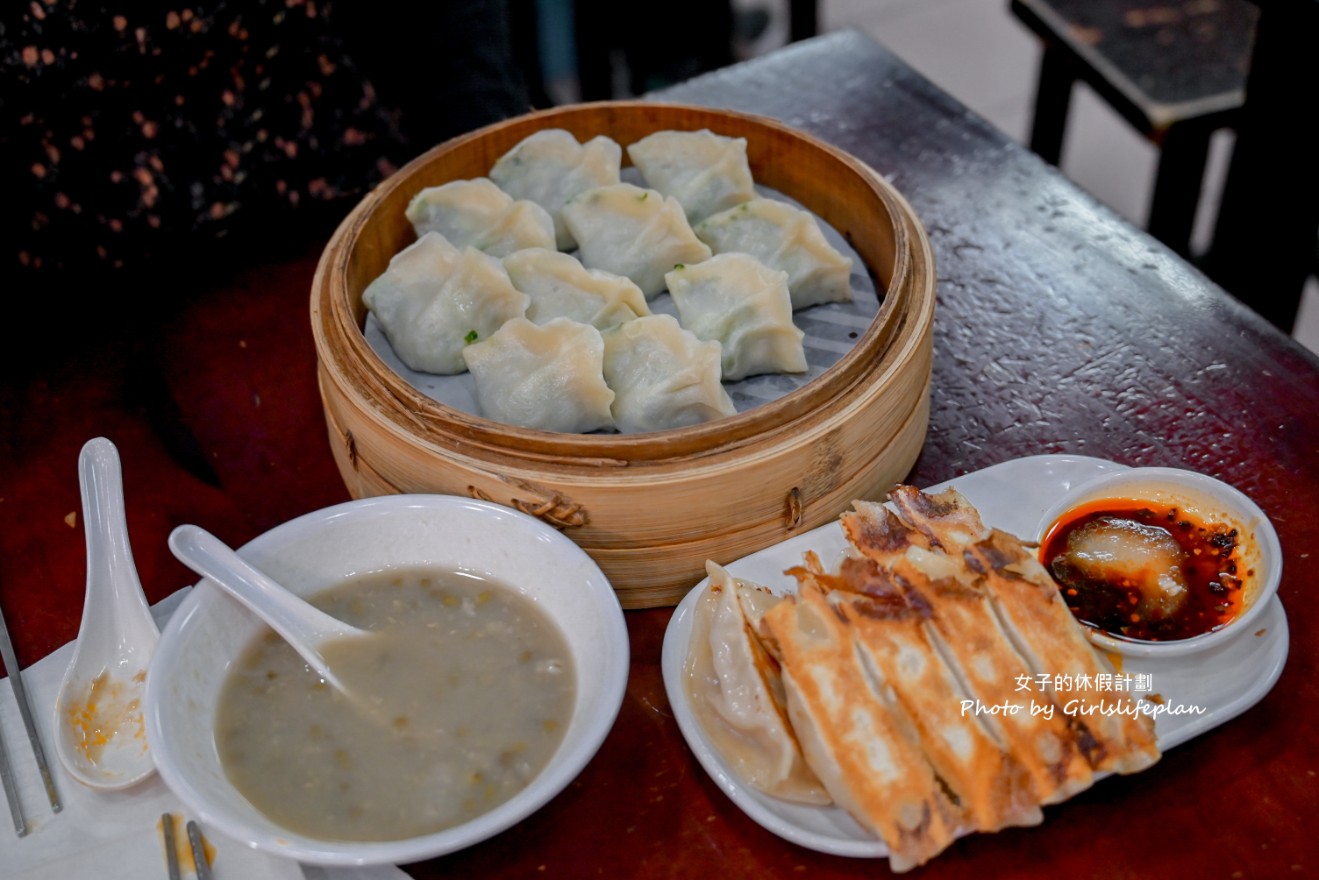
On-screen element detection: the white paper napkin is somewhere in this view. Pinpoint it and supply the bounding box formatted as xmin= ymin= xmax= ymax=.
xmin=0 ymin=589 xmax=410 ymax=880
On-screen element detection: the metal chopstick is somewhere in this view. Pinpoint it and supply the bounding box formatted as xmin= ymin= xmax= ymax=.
xmin=187 ymin=820 xmax=212 ymax=880
xmin=162 ymin=813 xmax=182 ymax=880
xmin=0 ymin=708 xmax=25 ymax=835
xmin=0 ymin=601 xmax=62 ymax=817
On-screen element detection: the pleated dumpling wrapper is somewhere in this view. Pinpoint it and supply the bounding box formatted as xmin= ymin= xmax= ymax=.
xmin=695 ymin=197 xmax=853 ymax=310
xmin=503 ymin=248 xmax=651 ymax=331
xmin=561 ymin=183 xmax=712 ymax=299
xmin=665 ymin=253 xmax=807 ymax=382
xmin=683 ymin=560 xmax=830 ymax=804
xmin=489 ymin=128 xmax=623 ymax=250
xmin=462 ymin=317 xmax=615 ymax=433
xmin=601 ymin=315 xmax=735 ymax=434
xmin=405 ymin=178 xmax=555 ymax=257
xmin=363 ymin=232 xmax=529 ymax=375
xmin=626 ymin=129 xmax=757 ymax=223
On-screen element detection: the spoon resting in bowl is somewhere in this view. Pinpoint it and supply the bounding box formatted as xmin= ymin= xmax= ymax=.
xmin=53 ymin=437 xmax=160 ymax=790
xmin=167 ymin=525 xmax=370 ymax=696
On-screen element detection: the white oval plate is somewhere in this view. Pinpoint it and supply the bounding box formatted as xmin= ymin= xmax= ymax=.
xmin=660 ymin=454 xmax=1290 ymax=857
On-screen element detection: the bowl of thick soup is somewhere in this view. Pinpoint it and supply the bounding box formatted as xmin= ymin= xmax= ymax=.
xmin=144 ymin=495 xmax=630 ymax=865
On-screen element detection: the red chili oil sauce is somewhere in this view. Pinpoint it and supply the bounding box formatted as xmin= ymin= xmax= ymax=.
xmin=1039 ymin=500 xmax=1245 ymax=642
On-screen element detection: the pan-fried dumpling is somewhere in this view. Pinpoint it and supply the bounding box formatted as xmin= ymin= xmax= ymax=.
xmin=601 ymin=315 xmax=735 ymax=433
xmin=561 ymin=183 xmax=712 ymax=299
xmin=362 ymin=232 xmax=529 ymax=375
xmin=695 ymin=198 xmax=853 ymax=310
xmin=665 ymin=253 xmax=807 ymax=381
xmin=626 ymin=129 xmax=756 ymax=223
xmin=503 ymin=248 xmax=651 ymax=331
xmin=405 ymin=178 xmax=555 ymax=257
xmin=489 ymin=129 xmax=623 ymax=250
xmin=762 ymin=582 xmax=963 ymax=872
xmin=684 ymin=561 xmax=830 ymax=805
xmin=461 ymin=317 xmax=615 ymax=433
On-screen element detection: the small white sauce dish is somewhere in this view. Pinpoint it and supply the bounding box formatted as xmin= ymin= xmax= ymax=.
xmin=143 ymin=494 xmax=630 ymax=866
xmin=1034 ymin=466 xmax=1282 ymax=659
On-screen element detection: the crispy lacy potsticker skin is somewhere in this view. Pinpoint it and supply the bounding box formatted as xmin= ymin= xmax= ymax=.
xmin=688 ymin=485 xmax=1161 ymax=872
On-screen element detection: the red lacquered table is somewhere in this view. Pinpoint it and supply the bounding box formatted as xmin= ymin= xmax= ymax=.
xmin=3 ymin=30 xmax=1316 ymax=879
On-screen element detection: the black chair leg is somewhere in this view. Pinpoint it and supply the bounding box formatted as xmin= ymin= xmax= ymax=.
xmin=574 ymin=0 xmax=616 ymax=101
xmin=789 ymin=0 xmax=818 ymax=42
xmin=1203 ymin=1 xmax=1319 ymax=332
xmin=1028 ymin=44 xmax=1073 ymax=166
xmin=1147 ymin=123 xmax=1210 ymax=258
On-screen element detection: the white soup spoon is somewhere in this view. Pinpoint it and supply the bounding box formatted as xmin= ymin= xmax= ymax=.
xmin=54 ymin=437 xmax=160 ymax=790
xmin=167 ymin=524 xmax=369 ymax=696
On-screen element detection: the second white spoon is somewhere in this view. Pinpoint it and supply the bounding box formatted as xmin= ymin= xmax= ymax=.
xmin=54 ymin=437 xmax=160 ymax=790
xmin=167 ymin=525 xmax=370 ymax=696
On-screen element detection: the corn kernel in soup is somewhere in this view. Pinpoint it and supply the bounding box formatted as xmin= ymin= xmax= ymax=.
xmin=215 ymin=568 xmax=575 ymax=841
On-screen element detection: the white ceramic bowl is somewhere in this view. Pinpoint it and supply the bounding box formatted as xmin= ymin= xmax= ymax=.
xmin=1035 ymin=466 xmax=1282 ymax=658
xmin=143 ymin=495 xmax=630 ymax=866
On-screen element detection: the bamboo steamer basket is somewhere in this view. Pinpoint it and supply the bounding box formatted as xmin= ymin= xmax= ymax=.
xmin=311 ymin=102 xmax=935 ymax=608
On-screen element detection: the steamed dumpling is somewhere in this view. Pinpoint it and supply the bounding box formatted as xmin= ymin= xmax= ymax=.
xmin=503 ymin=248 xmax=651 ymax=331
xmin=405 ymin=178 xmax=555 ymax=257
xmin=602 ymin=315 xmax=735 ymax=433
xmin=627 ymin=129 xmax=756 ymax=223
xmin=665 ymin=253 xmax=806 ymax=381
xmin=695 ymin=198 xmax=853 ymax=310
xmin=461 ymin=317 xmax=615 ymax=433
xmin=561 ymin=183 xmax=712 ymax=299
xmin=362 ymin=232 xmax=529 ymax=375
xmin=489 ymin=129 xmax=623 ymax=250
